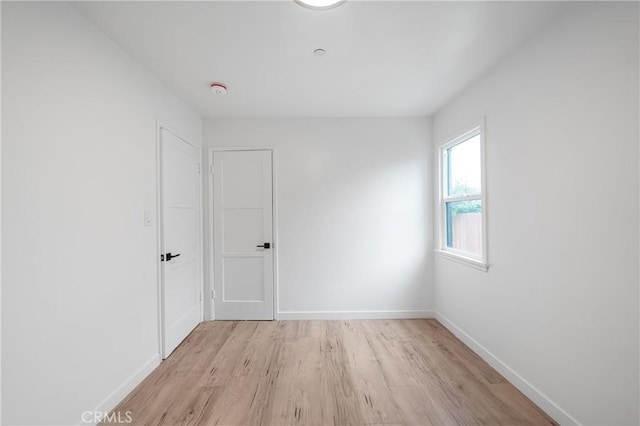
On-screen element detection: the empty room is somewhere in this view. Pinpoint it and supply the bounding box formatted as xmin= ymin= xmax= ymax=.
xmin=1 ymin=0 xmax=639 ymax=425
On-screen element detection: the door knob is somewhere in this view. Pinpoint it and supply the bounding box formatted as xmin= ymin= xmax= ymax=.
xmin=256 ymin=243 xmax=271 ymax=249
xmin=165 ymin=252 xmax=181 ymax=261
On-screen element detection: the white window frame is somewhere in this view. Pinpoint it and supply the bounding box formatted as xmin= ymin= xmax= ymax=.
xmin=436 ymin=120 xmax=488 ymax=271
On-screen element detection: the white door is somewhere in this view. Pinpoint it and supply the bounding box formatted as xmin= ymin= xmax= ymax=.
xmin=213 ymin=150 xmax=274 ymax=320
xmin=160 ymin=128 xmax=202 ymax=357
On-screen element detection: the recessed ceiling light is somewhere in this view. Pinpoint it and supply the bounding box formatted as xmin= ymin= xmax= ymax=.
xmin=313 ymin=48 xmax=327 ymax=57
xmin=210 ymin=82 xmax=227 ymax=95
xmin=294 ymin=0 xmax=346 ymax=11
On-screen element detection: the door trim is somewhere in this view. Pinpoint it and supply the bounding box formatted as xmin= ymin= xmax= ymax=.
xmin=156 ymin=122 xmax=204 ymax=358
xmin=208 ymin=147 xmax=279 ymax=320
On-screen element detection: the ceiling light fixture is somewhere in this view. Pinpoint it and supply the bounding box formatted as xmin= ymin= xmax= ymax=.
xmin=210 ymin=82 xmax=227 ymax=95
xmin=294 ymin=0 xmax=346 ymax=11
xmin=313 ymin=48 xmax=327 ymax=57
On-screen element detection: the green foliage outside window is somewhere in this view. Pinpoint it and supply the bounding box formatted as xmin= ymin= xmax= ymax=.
xmin=448 ymin=182 xmax=482 ymax=215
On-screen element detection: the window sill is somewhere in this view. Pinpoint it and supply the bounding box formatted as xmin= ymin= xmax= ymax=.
xmin=435 ymin=249 xmax=489 ymax=272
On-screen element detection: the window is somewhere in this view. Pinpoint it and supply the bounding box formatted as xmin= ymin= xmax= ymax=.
xmin=437 ymin=123 xmax=488 ymax=271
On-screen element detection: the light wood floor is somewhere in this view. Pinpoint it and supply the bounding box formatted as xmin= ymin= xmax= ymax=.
xmin=107 ymin=320 xmax=556 ymax=425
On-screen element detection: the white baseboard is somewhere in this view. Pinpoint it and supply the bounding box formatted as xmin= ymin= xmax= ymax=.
xmin=277 ymin=309 xmax=435 ymax=320
xmin=434 ymin=311 xmax=581 ymax=426
xmin=85 ymin=354 xmax=161 ymax=425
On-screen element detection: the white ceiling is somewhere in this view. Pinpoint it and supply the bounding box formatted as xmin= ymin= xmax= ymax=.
xmin=71 ymin=1 xmax=572 ymax=118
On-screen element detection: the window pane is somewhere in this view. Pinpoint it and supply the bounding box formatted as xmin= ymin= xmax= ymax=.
xmin=447 ymin=134 xmax=481 ymax=196
xmin=446 ymin=200 xmax=482 ymax=256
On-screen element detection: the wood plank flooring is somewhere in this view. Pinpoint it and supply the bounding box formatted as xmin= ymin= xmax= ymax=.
xmin=105 ymin=320 xmax=556 ymax=426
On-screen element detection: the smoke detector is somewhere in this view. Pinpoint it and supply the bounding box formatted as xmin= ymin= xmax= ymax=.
xmin=294 ymin=0 xmax=346 ymax=10
xmin=210 ymin=83 xmax=227 ymax=95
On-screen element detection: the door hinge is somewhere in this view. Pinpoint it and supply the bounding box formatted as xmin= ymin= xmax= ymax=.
xmin=211 ymin=289 xmax=215 ymax=299
xmin=210 ymin=165 xmax=215 ymax=175
xmin=197 ymin=163 xmax=201 ymax=174
xmin=199 ymin=292 xmax=202 ymax=302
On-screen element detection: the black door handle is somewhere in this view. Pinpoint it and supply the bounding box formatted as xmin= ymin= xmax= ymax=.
xmin=256 ymin=243 xmax=271 ymax=249
xmin=165 ymin=252 xmax=181 ymax=261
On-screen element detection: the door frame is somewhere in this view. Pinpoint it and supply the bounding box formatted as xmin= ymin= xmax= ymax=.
xmin=156 ymin=122 xmax=204 ymax=358
xmin=207 ymin=146 xmax=279 ymax=320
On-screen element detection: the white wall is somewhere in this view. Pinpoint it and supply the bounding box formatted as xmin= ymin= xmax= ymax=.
xmin=432 ymin=3 xmax=639 ymax=425
xmin=0 ymin=2 xmax=3 ymax=421
xmin=2 ymin=3 xmax=202 ymax=425
xmin=203 ymin=118 xmax=433 ymax=319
